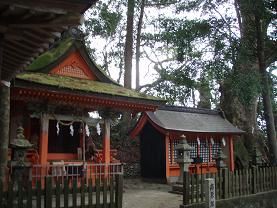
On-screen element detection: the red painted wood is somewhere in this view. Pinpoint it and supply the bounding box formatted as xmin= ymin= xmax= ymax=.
xmin=50 ymin=51 xmax=97 ymax=80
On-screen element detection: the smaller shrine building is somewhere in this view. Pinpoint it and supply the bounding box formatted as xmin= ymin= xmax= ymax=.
xmin=130 ymin=105 xmax=244 ymax=183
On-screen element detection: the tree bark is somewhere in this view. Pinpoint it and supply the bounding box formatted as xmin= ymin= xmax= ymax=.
xmin=124 ymin=0 xmax=135 ymax=89
xmin=135 ymin=0 xmax=145 ymax=90
xmin=255 ymin=14 xmax=277 ymax=164
xmin=221 ymin=0 xmax=260 ymax=164
xmin=0 ymin=84 xmax=10 ymax=183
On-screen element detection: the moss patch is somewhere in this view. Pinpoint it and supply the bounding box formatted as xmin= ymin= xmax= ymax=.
xmin=16 ymin=72 xmax=164 ymax=101
xmin=27 ymin=38 xmax=74 ymax=71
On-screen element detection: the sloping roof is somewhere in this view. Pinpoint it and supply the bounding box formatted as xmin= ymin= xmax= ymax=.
xmin=0 ymin=0 xmax=96 ymax=81
xmin=15 ymin=72 xmax=164 ymax=102
xmin=145 ymin=106 xmax=244 ymax=134
xmin=26 ymin=36 xmax=118 ymax=84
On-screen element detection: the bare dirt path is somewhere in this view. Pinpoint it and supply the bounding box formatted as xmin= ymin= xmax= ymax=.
xmin=123 ymin=179 xmax=182 ymax=208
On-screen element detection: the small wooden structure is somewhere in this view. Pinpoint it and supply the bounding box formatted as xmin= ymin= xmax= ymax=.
xmin=130 ymin=105 xmax=244 ymax=183
xmin=9 ymin=30 xmax=163 ymax=179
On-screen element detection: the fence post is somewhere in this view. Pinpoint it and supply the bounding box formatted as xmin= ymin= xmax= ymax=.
xmin=45 ymin=177 xmax=52 ymax=208
xmin=251 ymin=166 xmax=257 ymax=194
xmin=115 ymin=175 xmax=123 ymax=208
xmin=183 ymin=172 xmax=190 ymax=205
xmin=222 ymin=168 xmax=228 ymax=199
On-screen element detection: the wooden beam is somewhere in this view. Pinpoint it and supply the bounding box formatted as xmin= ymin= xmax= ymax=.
xmin=5 ymin=42 xmax=39 ymax=57
xmin=23 ymin=31 xmax=55 ymax=44
xmin=12 ymin=4 xmax=67 ymax=15
xmin=0 ymin=5 xmax=15 ymax=16
xmin=4 ymin=48 xmax=34 ymax=62
xmin=32 ymin=28 xmax=61 ymax=39
xmin=8 ymin=39 xmax=44 ymax=53
xmin=0 ymin=0 xmax=94 ymax=13
xmin=1 ymin=13 xmax=83 ymax=28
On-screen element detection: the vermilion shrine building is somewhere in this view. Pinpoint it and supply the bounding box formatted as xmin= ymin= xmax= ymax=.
xmin=9 ymin=31 xmax=163 ymax=171
xmin=130 ymin=106 xmax=244 ymax=183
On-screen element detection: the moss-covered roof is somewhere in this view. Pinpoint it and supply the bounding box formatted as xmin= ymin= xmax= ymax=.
xmin=27 ymin=38 xmax=74 ymax=71
xmin=16 ymin=72 xmax=164 ymax=101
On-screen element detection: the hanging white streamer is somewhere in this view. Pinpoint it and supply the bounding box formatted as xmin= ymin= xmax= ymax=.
xmin=70 ymin=124 xmax=74 ymax=136
xmin=85 ymin=124 xmax=90 ymax=137
xmin=210 ymin=137 xmax=214 ymax=145
xmin=222 ymin=137 xmax=226 ymax=147
xmin=56 ymin=122 xmax=60 ymax=135
xmin=197 ymin=137 xmax=200 ymax=146
xmin=96 ymin=122 xmax=101 ymax=135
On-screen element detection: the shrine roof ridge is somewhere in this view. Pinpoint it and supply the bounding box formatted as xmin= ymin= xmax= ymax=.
xmin=158 ymin=105 xmax=221 ymax=115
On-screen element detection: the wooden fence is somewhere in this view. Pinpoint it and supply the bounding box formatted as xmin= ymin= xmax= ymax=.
xmin=0 ymin=175 xmax=123 ymax=208
xmin=183 ymin=166 xmax=277 ymax=205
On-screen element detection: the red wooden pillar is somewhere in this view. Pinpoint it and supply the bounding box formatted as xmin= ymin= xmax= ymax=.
xmin=228 ymin=135 xmax=235 ymax=171
xmin=39 ymin=114 xmax=49 ymax=165
xmin=165 ymin=132 xmax=170 ymax=183
xmin=103 ymin=118 xmax=111 ymax=164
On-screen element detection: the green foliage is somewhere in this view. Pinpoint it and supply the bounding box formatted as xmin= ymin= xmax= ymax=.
xmin=85 ymin=3 xmax=122 ymax=37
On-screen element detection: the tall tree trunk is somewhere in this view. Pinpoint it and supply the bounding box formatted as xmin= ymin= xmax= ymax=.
xmin=135 ymin=0 xmax=145 ymax=90
xmin=255 ymin=13 xmax=277 ymax=164
xmin=124 ymin=0 xmax=135 ymax=89
xmin=221 ymin=0 xmax=260 ymax=166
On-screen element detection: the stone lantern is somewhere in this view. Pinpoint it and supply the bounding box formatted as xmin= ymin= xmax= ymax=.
xmin=214 ymin=149 xmax=227 ymax=170
xmin=251 ymin=145 xmax=263 ymax=167
xmin=175 ymin=136 xmax=193 ymax=183
xmin=8 ymin=126 xmax=33 ymax=183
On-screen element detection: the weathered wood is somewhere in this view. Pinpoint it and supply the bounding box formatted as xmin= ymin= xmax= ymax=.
xmin=64 ymin=178 xmax=69 ymax=208
xmin=103 ymin=178 xmax=108 ymax=208
xmin=27 ymin=181 xmax=32 ymax=208
xmin=115 ymin=175 xmax=123 ymax=208
xmin=251 ymin=167 xmax=257 ymax=194
xmin=96 ymin=178 xmax=100 ymax=208
xmin=36 ymin=180 xmax=42 ymax=208
xmin=81 ymin=179 xmax=85 ymax=208
xmin=238 ymin=170 xmax=243 ymax=196
xmin=200 ymin=173 xmax=204 ymax=202
xmin=0 ymin=83 xmax=10 ymax=182
xmin=56 ymin=178 xmax=61 ymax=208
xmin=7 ymin=181 xmax=13 ymax=208
xmin=195 ymin=174 xmax=200 ymax=203
xmin=110 ymin=176 xmax=115 ymax=208
xmin=215 ymin=172 xmax=219 ymax=199
xmin=72 ymin=178 xmax=77 ymax=208
xmin=88 ymin=179 xmax=93 ymax=208
xmin=45 ymin=177 xmax=52 ymax=208
xmin=222 ymin=168 xmax=228 ymax=199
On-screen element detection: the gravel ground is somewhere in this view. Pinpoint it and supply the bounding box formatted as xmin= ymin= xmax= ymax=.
xmin=123 ymin=179 xmax=182 ymax=208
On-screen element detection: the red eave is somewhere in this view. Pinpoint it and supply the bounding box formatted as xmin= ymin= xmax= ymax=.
xmin=11 ymin=87 xmax=158 ymax=112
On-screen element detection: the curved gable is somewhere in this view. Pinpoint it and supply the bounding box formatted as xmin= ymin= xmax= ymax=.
xmin=50 ymin=50 xmax=97 ymax=80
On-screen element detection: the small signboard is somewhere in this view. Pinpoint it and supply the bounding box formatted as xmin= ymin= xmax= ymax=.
xmin=205 ymin=178 xmax=216 ymax=208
